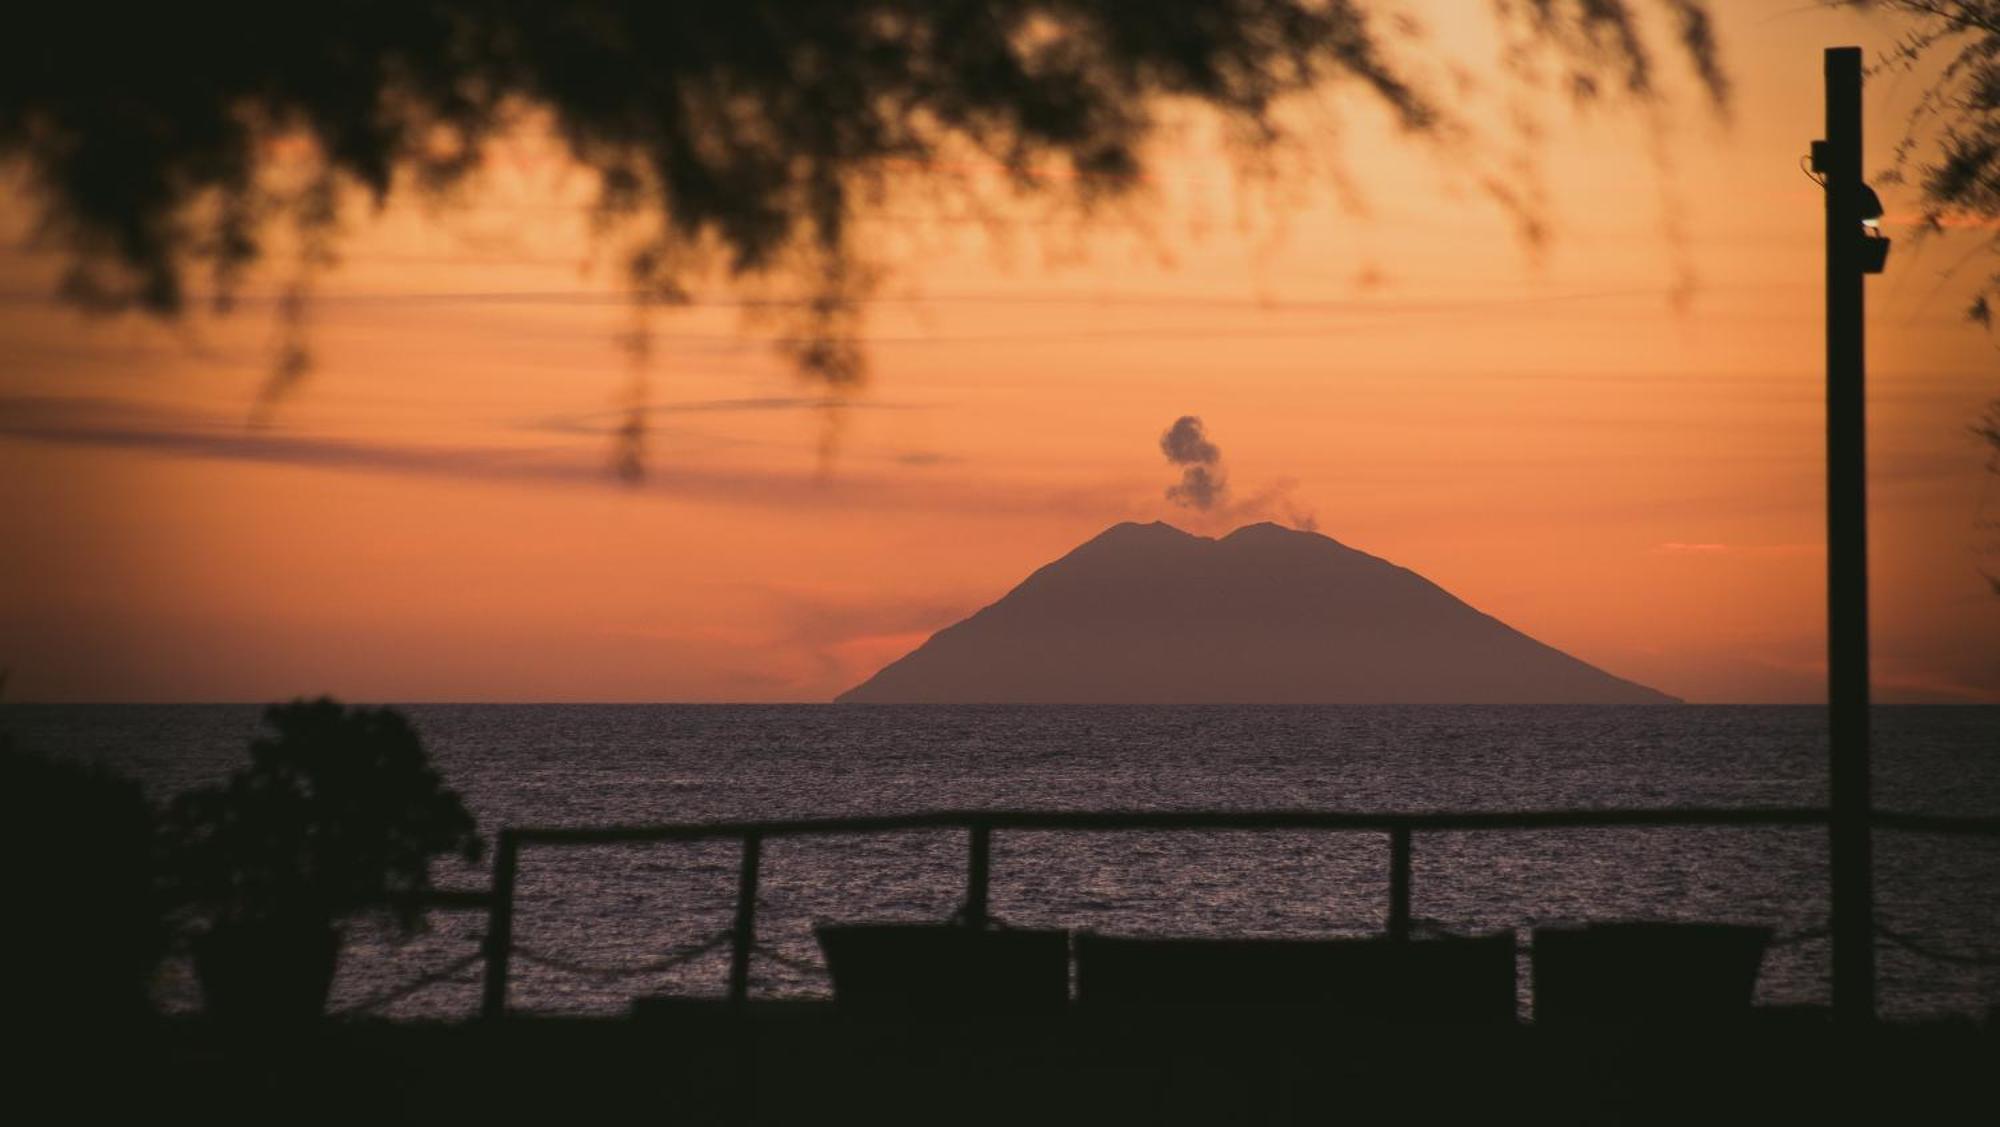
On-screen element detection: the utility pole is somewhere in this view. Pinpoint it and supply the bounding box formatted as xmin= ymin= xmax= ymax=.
xmin=1818 ymin=45 xmax=1875 ymax=1025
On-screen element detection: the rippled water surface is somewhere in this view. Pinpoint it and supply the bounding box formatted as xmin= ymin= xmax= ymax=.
xmin=12 ymin=704 xmax=1998 ymax=1020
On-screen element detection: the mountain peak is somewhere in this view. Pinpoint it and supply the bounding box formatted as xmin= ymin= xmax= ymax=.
xmin=1219 ymin=521 xmax=1349 ymax=549
xmin=838 ymin=522 xmax=1677 ymax=704
xmin=1089 ymin=520 xmax=1202 ymax=544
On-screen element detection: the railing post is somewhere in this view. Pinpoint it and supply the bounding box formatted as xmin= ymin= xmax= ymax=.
xmin=728 ymin=833 xmax=762 ymax=1006
xmin=480 ymin=830 xmax=520 ymax=1021
xmin=962 ymin=823 xmax=992 ymax=929
xmin=1388 ymin=823 xmax=1412 ymax=943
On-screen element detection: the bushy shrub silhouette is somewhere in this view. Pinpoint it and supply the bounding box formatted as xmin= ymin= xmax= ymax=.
xmin=164 ymin=698 xmax=480 ymax=1023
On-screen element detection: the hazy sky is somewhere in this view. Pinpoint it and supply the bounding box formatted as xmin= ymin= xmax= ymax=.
xmin=2 ymin=1 xmax=1996 ymax=703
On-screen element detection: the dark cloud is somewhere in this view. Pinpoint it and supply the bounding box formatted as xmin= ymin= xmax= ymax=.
xmin=1161 ymin=415 xmax=1221 ymax=467
xmin=529 ymin=396 xmax=937 ymax=437
xmin=1167 ymin=465 xmax=1228 ymax=511
xmin=1161 ymin=415 xmax=1228 ymax=512
xmin=1159 ymin=414 xmax=1319 ymax=530
xmin=0 ymin=395 xmax=1112 ymax=517
xmin=892 ymin=450 xmax=960 ymax=468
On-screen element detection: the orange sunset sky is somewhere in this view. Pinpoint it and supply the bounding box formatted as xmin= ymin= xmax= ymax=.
xmin=2 ymin=1 xmax=1996 ymax=704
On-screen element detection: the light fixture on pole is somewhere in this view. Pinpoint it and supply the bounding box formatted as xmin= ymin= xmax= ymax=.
xmin=1808 ymin=144 xmax=1891 ymax=274
xmin=1858 ymin=185 xmax=1890 ymax=273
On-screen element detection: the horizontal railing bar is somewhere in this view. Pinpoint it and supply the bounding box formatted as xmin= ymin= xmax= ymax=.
xmin=1870 ymin=811 xmax=2000 ymax=836
xmin=417 ymin=889 xmax=494 ymax=910
xmin=502 ymin=806 xmax=1864 ymax=846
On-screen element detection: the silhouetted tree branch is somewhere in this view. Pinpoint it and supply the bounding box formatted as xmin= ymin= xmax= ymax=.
xmin=2 ymin=1 xmax=1724 ymax=389
xmin=1851 ymin=3 xmax=2000 ymax=591
xmin=1859 ymin=1 xmax=2000 ymax=323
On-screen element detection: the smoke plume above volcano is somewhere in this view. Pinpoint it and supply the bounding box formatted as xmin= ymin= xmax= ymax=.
xmin=1161 ymin=415 xmax=1228 ymax=511
xmin=1158 ymin=414 xmax=1317 ymax=531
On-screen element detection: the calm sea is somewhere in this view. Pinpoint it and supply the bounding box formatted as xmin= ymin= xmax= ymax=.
xmin=9 ymin=704 xmax=1998 ymax=1021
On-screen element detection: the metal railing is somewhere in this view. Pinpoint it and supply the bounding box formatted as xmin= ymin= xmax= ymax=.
xmin=473 ymin=806 xmax=2000 ymax=1020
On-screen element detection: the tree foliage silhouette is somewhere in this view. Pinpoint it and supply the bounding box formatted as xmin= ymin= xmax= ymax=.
xmin=1861 ymin=1 xmax=2000 ymax=324
xmin=164 ymin=698 xmax=479 ymax=934
xmin=0 ymin=736 xmax=166 ymax=1027
xmin=1852 ymin=2 xmax=2000 ymax=564
xmin=2 ymin=1 xmax=1725 ymax=387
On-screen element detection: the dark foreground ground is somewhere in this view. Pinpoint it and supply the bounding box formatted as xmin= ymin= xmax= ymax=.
xmin=17 ymin=1005 xmax=1996 ymax=1125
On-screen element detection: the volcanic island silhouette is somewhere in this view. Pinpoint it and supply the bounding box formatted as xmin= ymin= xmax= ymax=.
xmin=838 ymin=521 xmax=1677 ymax=704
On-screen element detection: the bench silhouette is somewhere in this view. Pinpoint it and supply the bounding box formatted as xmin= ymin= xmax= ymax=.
xmin=1532 ymin=922 xmax=1773 ymax=1025
xmin=1075 ymin=931 xmax=1517 ymax=1023
xmin=816 ymin=924 xmax=1070 ymax=1017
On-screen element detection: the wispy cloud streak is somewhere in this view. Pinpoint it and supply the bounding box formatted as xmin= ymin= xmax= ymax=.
xmin=0 ymin=396 xmax=1114 ymax=517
